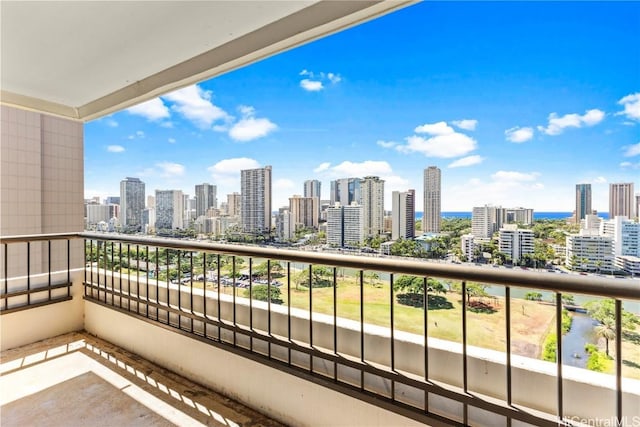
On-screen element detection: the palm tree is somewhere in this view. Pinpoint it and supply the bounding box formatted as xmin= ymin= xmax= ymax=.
xmin=595 ymin=319 xmax=616 ymax=357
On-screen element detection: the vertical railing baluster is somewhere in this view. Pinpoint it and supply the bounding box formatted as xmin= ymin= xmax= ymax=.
xmin=110 ymin=242 xmax=115 ymax=306
xmin=556 ymin=292 xmax=563 ymax=422
xmin=177 ymin=251 xmax=182 ymax=329
xmin=119 ymin=242 xmax=123 ymax=308
xmin=155 ymin=247 xmax=159 ymax=319
xmin=390 ymin=273 xmax=395 ymax=401
xmin=203 ymin=252 xmax=207 ymax=336
xmin=615 ymin=299 xmax=622 ymax=424
xmin=423 ymin=276 xmax=429 ymax=414
xmin=47 ymin=240 xmax=51 ymax=301
xmin=267 ymin=259 xmax=272 ymax=359
xmin=462 ymin=281 xmax=468 ymax=426
xmin=309 ymin=264 xmax=313 ymax=373
xmin=217 ymin=254 xmax=221 ymax=341
xmin=249 ymin=258 xmax=253 ymax=352
xmin=103 ymin=240 xmax=108 ymax=303
xmin=127 ymin=244 xmax=131 ymax=311
xmin=189 ymin=251 xmax=194 ymax=332
xmin=232 ymin=256 xmax=237 ymax=347
xmin=67 ymin=239 xmax=70 ymax=298
xmin=506 ymin=286 xmax=513 ymax=413
xmin=360 ymin=269 xmax=364 ymax=390
xmin=146 ymin=245 xmax=150 ymax=318
xmin=136 ymin=245 xmax=140 ymax=313
xmin=89 ymin=240 xmax=93 ymax=298
xmin=287 ymin=261 xmax=292 ymax=366
xmin=97 ymin=240 xmax=101 ymax=302
xmin=333 ymin=266 xmax=338 ymax=382
xmin=26 ymin=241 xmax=30 ymax=305
xmin=4 ymin=243 xmax=8 ymax=310
xmin=166 ymin=249 xmax=170 ymax=325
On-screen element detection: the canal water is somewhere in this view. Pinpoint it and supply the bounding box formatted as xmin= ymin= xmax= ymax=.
xmin=562 ymin=312 xmax=598 ymax=368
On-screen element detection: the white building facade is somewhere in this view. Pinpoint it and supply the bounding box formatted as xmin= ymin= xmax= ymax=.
xmin=240 ymin=166 xmax=272 ymax=234
xmin=326 ymin=203 xmax=364 ymax=247
xmin=391 ymin=189 xmax=415 ymax=241
xmin=498 ymin=224 xmax=534 ymax=264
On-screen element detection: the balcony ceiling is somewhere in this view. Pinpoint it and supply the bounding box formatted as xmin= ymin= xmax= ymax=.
xmin=1 ymin=1 xmax=413 ymax=122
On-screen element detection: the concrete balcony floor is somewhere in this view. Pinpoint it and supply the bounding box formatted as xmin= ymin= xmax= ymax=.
xmin=0 ymin=332 xmax=284 ymax=427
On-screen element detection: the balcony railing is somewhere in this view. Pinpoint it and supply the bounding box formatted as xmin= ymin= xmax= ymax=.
xmin=2 ymin=231 xmax=639 ymax=426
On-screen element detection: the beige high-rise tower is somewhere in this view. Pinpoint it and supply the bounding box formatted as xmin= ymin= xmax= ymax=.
xmin=609 ymin=182 xmax=635 ymax=219
xmin=423 ymin=166 xmax=441 ymax=233
xmin=240 ymin=166 xmax=272 ymax=234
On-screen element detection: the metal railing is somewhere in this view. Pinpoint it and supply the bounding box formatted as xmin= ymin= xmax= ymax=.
xmin=2 ymin=231 xmax=639 ymax=426
xmin=0 ymin=233 xmax=76 ymax=314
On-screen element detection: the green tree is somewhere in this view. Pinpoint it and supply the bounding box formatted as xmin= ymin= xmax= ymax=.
xmin=245 ymin=284 xmax=283 ymax=304
xmin=595 ymin=319 xmax=616 ymax=357
xmin=525 ymin=292 xmax=543 ymax=301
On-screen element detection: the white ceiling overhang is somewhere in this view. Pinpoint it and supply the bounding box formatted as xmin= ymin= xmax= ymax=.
xmin=1 ymin=1 xmax=414 ymax=122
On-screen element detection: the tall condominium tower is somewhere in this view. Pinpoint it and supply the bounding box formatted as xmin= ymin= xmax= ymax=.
xmin=304 ymin=179 xmax=322 ymax=222
xmin=326 ymin=203 xmax=364 ymax=247
xmin=361 ymin=176 xmax=385 ymax=237
xmin=391 ymin=189 xmax=415 ymax=240
xmin=330 ymin=178 xmax=361 ymax=206
xmin=423 ymin=166 xmax=441 ymax=233
xmin=120 ymin=177 xmax=145 ymax=231
xmin=241 ymin=165 xmax=272 ymax=234
xmin=472 ymin=205 xmax=505 ymax=238
xmin=609 ymin=182 xmax=635 ymax=219
xmin=226 ymin=192 xmax=241 ymax=216
xmin=575 ymin=183 xmax=592 ymax=224
xmin=195 ymin=183 xmax=217 ymax=218
xmin=289 ymin=195 xmax=319 ymax=230
xmin=155 ymin=190 xmax=184 ymax=230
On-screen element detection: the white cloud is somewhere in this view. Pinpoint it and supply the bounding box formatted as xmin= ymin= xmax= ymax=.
xmin=107 ymin=145 xmax=125 ymax=153
xmin=623 ymin=142 xmax=640 ymax=157
xmin=451 ymin=119 xmax=477 ymax=131
xmin=592 ymin=176 xmax=607 ymax=184
xmin=156 ymin=162 xmax=185 ymax=178
xmin=228 ymin=106 xmax=277 ymax=142
xmin=505 ymin=126 xmax=534 ymax=143
xmin=398 ymin=133 xmax=477 ymax=158
xmin=314 ymin=162 xmax=331 ymax=173
xmin=127 ymin=130 xmax=145 ymax=140
xmin=414 ymin=121 xmax=455 ymax=135
xmin=163 ymin=84 xmax=230 ymax=129
xmin=300 ymin=79 xmax=324 ymax=92
xmin=275 ymin=178 xmax=295 ymax=190
xmin=620 ymin=161 xmax=640 ymax=169
xmin=376 ymin=140 xmax=397 ymax=148
xmin=537 ymin=109 xmax=605 ymax=135
xmin=208 ymin=158 xmax=261 ymax=176
xmin=448 ymin=155 xmax=484 ymax=168
xmin=299 ymin=70 xmax=341 ymax=91
xmin=168 ymin=138 xmax=176 ymax=144
xmin=491 ymin=170 xmax=539 ymax=181
xmin=106 ymin=119 xmax=118 ymax=127
xmin=617 ymin=93 xmax=640 ymax=121
xmin=126 ymin=98 xmax=170 ymax=121
xmin=329 ymin=160 xmax=393 ymax=177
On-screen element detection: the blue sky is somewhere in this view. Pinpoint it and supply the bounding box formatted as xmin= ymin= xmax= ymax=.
xmin=85 ymin=1 xmax=640 ymax=212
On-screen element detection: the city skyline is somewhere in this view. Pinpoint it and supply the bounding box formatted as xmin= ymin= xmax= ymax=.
xmin=85 ymin=2 xmax=640 ymax=212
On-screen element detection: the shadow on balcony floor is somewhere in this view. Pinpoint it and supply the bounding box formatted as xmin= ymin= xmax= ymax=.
xmin=0 ymin=332 xmax=285 ymax=427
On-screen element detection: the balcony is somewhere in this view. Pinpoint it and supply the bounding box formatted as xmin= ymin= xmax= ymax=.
xmin=2 ymin=232 xmax=639 ymax=426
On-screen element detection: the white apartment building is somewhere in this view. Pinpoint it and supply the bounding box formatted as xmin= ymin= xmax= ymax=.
xmin=505 ymin=207 xmax=534 ymax=225
xmin=155 ymin=190 xmax=184 ymax=231
xmin=240 ymin=166 xmax=272 ymax=234
xmin=85 ymin=203 xmax=119 ymax=227
xmin=565 ymin=230 xmax=614 ymax=272
xmin=120 ymin=177 xmax=145 ymax=231
xmin=461 ymin=234 xmax=475 ymax=261
xmin=601 ymin=216 xmax=640 ymax=257
xmin=423 ymin=166 xmax=441 ymax=233
xmin=289 ymin=195 xmax=319 ymax=230
xmin=276 ymin=208 xmax=294 ymax=240
xmin=499 ymin=224 xmax=534 ymax=264
xmin=361 ymin=176 xmax=385 ymax=237
xmin=391 ymin=190 xmax=415 ymax=240
xmin=226 ymin=192 xmax=241 ymax=217
xmin=330 ymin=178 xmax=361 ymax=206
xmin=326 ymin=203 xmax=364 ymax=247
xmin=472 ymin=205 xmax=505 ymax=238
xmin=609 ymin=182 xmax=635 ymax=219
xmin=581 ymin=214 xmax=601 ymax=232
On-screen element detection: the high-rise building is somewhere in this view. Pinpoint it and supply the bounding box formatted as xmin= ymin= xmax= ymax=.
xmin=289 ymin=195 xmax=319 ymax=230
xmin=391 ymin=189 xmax=415 ymax=240
xmin=326 ymin=203 xmax=364 ymax=247
xmin=276 ymin=207 xmax=294 ymax=240
xmin=105 ymin=196 xmax=120 ymax=205
xmin=565 ymin=231 xmax=614 ymax=273
xmin=575 ymin=183 xmax=592 ymax=224
xmin=505 ymin=207 xmax=534 ymax=225
xmin=241 ymin=165 xmax=272 ymax=234
xmin=472 ymin=205 xmax=505 ymax=239
xmin=330 ymin=178 xmax=361 ymax=206
xmin=120 ymin=177 xmax=145 ymax=232
xmin=423 ymin=166 xmax=441 ymax=233
xmin=227 ymin=192 xmax=241 ymax=217
xmin=155 ymin=190 xmax=184 ymax=230
xmin=86 ymin=204 xmax=119 ymax=228
xmin=499 ymin=224 xmax=534 ymax=264
xmin=195 ymin=183 xmax=217 ymax=218
xmin=609 ymin=183 xmax=635 ymax=219
xmin=304 ymin=179 xmax=321 ymax=222
xmin=361 ymin=176 xmax=385 ymax=237
xmin=601 ymin=216 xmax=640 ymax=257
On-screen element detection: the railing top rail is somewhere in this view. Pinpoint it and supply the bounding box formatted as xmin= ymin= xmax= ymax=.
xmin=78 ymin=232 xmax=640 ymax=301
xmin=0 ymin=232 xmax=81 ymax=244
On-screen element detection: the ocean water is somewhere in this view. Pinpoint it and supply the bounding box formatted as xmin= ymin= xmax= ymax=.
xmin=415 ymin=212 xmax=609 ymax=220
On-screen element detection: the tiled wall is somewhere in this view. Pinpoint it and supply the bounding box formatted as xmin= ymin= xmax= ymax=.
xmin=1 ymin=105 xmax=84 ymax=276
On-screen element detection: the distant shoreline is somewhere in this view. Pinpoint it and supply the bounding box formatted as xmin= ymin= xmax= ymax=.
xmin=415 ymin=212 xmax=610 ymax=220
